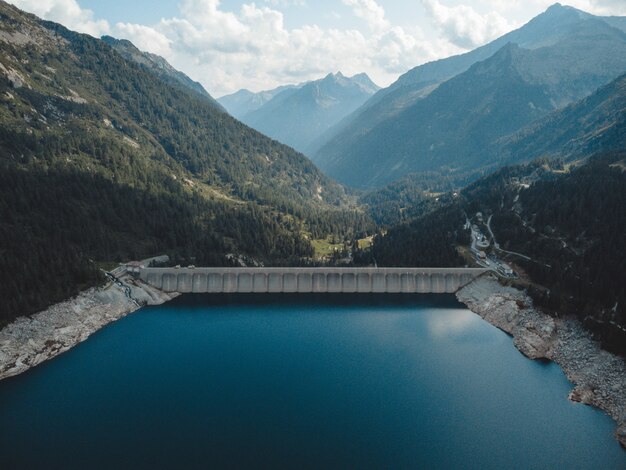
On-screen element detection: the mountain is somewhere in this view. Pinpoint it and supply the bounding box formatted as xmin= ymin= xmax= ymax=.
xmin=314 ymin=4 xmax=626 ymax=188
xmin=371 ymin=152 xmax=626 ymax=355
xmin=227 ymin=72 xmax=379 ymax=155
xmin=381 ymin=3 xmax=594 ymax=100
xmin=0 ymin=1 xmax=371 ymax=325
xmin=311 ymin=3 xmax=597 ymax=156
xmin=603 ymin=16 xmax=626 ymax=33
xmin=218 ymin=84 xmax=300 ymax=119
xmin=357 ymin=69 xmax=626 ymax=234
xmin=496 ymin=72 xmax=626 ymax=164
xmin=101 ymin=35 xmax=225 ymax=112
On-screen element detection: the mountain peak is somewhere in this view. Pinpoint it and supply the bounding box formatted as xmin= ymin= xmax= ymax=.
xmin=324 ymin=71 xmax=346 ymax=82
xmin=496 ymin=41 xmax=521 ymax=55
xmin=317 ymin=71 xmax=380 ymax=94
xmin=350 ymin=73 xmax=381 ymax=93
xmin=351 ymin=72 xmax=368 ymax=79
xmin=547 ymin=2 xmax=564 ymax=11
xmin=541 ymin=2 xmax=590 ymax=20
xmin=231 ymin=70 xmax=381 ymax=154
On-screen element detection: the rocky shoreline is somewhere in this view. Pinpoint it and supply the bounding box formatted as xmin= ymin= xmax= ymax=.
xmin=0 ymin=272 xmax=178 ymax=381
xmin=2 ymin=270 xmax=624 ymax=449
xmin=457 ymin=274 xmax=626 ymax=449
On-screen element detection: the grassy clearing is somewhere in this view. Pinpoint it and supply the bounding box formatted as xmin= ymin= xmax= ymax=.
xmin=357 ymin=236 xmax=374 ymax=250
xmin=311 ymin=238 xmax=344 ymax=258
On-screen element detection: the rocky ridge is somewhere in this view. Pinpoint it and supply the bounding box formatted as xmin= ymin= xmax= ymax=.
xmin=0 ymin=272 xmax=178 ymax=381
xmin=457 ymin=275 xmax=626 ymax=448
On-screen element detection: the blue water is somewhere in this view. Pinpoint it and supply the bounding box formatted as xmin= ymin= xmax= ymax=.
xmin=0 ymin=294 xmax=624 ymax=469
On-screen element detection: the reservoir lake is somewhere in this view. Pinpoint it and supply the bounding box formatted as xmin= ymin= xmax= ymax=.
xmin=0 ymin=294 xmax=624 ymax=469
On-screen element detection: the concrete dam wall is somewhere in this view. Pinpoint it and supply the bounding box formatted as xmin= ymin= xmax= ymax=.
xmin=134 ymin=267 xmax=487 ymax=294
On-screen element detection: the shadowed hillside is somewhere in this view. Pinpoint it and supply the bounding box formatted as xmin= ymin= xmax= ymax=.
xmin=0 ymin=1 xmax=372 ymax=324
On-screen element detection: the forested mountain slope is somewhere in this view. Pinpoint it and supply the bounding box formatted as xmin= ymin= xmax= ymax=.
xmin=101 ymin=35 xmax=225 ymax=112
xmin=357 ymin=70 xmax=626 ymax=227
xmin=315 ymin=4 xmax=626 ymax=189
xmin=497 ymin=73 xmax=626 ymax=164
xmin=373 ymin=153 xmax=626 ymax=355
xmin=0 ymin=1 xmax=371 ymax=325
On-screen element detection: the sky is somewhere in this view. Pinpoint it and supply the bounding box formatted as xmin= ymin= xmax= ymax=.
xmin=7 ymin=1 xmax=626 ymax=96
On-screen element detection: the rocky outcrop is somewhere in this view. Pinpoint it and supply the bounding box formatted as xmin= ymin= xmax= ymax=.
xmin=0 ymin=273 xmax=178 ymax=381
xmin=457 ymin=277 xmax=557 ymax=359
xmin=457 ymin=275 xmax=626 ymax=449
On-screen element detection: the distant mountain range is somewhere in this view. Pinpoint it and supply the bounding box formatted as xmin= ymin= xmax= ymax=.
xmin=219 ymin=72 xmax=380 ymax=155
xmin=218 ymin=84 xmax=301 ymax=120
xmin=313 ymin=3 xmax=626 ymax=188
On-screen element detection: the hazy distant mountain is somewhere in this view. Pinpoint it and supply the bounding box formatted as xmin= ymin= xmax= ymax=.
xmin=311 ymin=4 xmax=599 ymax=158
xmin=313 ymin=3 xmax=604 ymax=159
xmin=218 ymin=84 xmax=301 ymax=119
xmin=223 ymin=72 xmax=379 ymax=155
xmin=314 ymin=3 xmax=626 ymax=188
xmin=101 ymin=36 xmax=225 ymax=111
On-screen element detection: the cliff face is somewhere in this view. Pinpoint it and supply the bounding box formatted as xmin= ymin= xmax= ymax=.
xmin=457 ymin=275 xmax=626 ymax=448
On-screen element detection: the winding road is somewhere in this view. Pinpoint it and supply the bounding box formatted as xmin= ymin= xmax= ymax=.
xmin=487 ymin=215 xmax=532 ymax=261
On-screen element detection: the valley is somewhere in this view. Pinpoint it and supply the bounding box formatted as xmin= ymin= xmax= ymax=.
xmin=0 ymin=0 xmax=623 ymax=367
xmin=0 ymin=0 xmax=625 ymax=460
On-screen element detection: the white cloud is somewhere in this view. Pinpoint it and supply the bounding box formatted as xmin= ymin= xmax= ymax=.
xmin=8 ymin=0 xmax=109 ymax=37
xmin=110 ymin=0 xmax=454 ymax=96
xmin=421 ymin=0 xmax=515 ymax=49
xmin=9 ymin=0 xmax=626 ymax=97
xmin=595 ymin=0 xmax=626 ymax=15
xmin=264 ymin=0 xmax=306 ymax=6
xmin=114 ymin=23 xmax=172 ymax=57
xmin=342 ymin=0 xmax=390 ymax=32
xmin=477 ymin=0 xmax=626 ymax=18
xmin=559 ymin=0 xmax=626 ymax=15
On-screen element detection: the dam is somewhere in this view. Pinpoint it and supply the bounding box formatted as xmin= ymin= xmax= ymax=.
xmin=132 ymin=267 xmax=487 ymax=294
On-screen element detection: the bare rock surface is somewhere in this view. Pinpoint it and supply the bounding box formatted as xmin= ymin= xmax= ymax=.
xmin=0 ymin=274 xmax=178 ymax=381
xmin=457 ymin=275 xmax=626 ymax=449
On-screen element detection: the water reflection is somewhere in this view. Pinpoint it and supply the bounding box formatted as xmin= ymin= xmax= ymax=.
xmin=425 ymin=309 xmax=483 ymax=338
